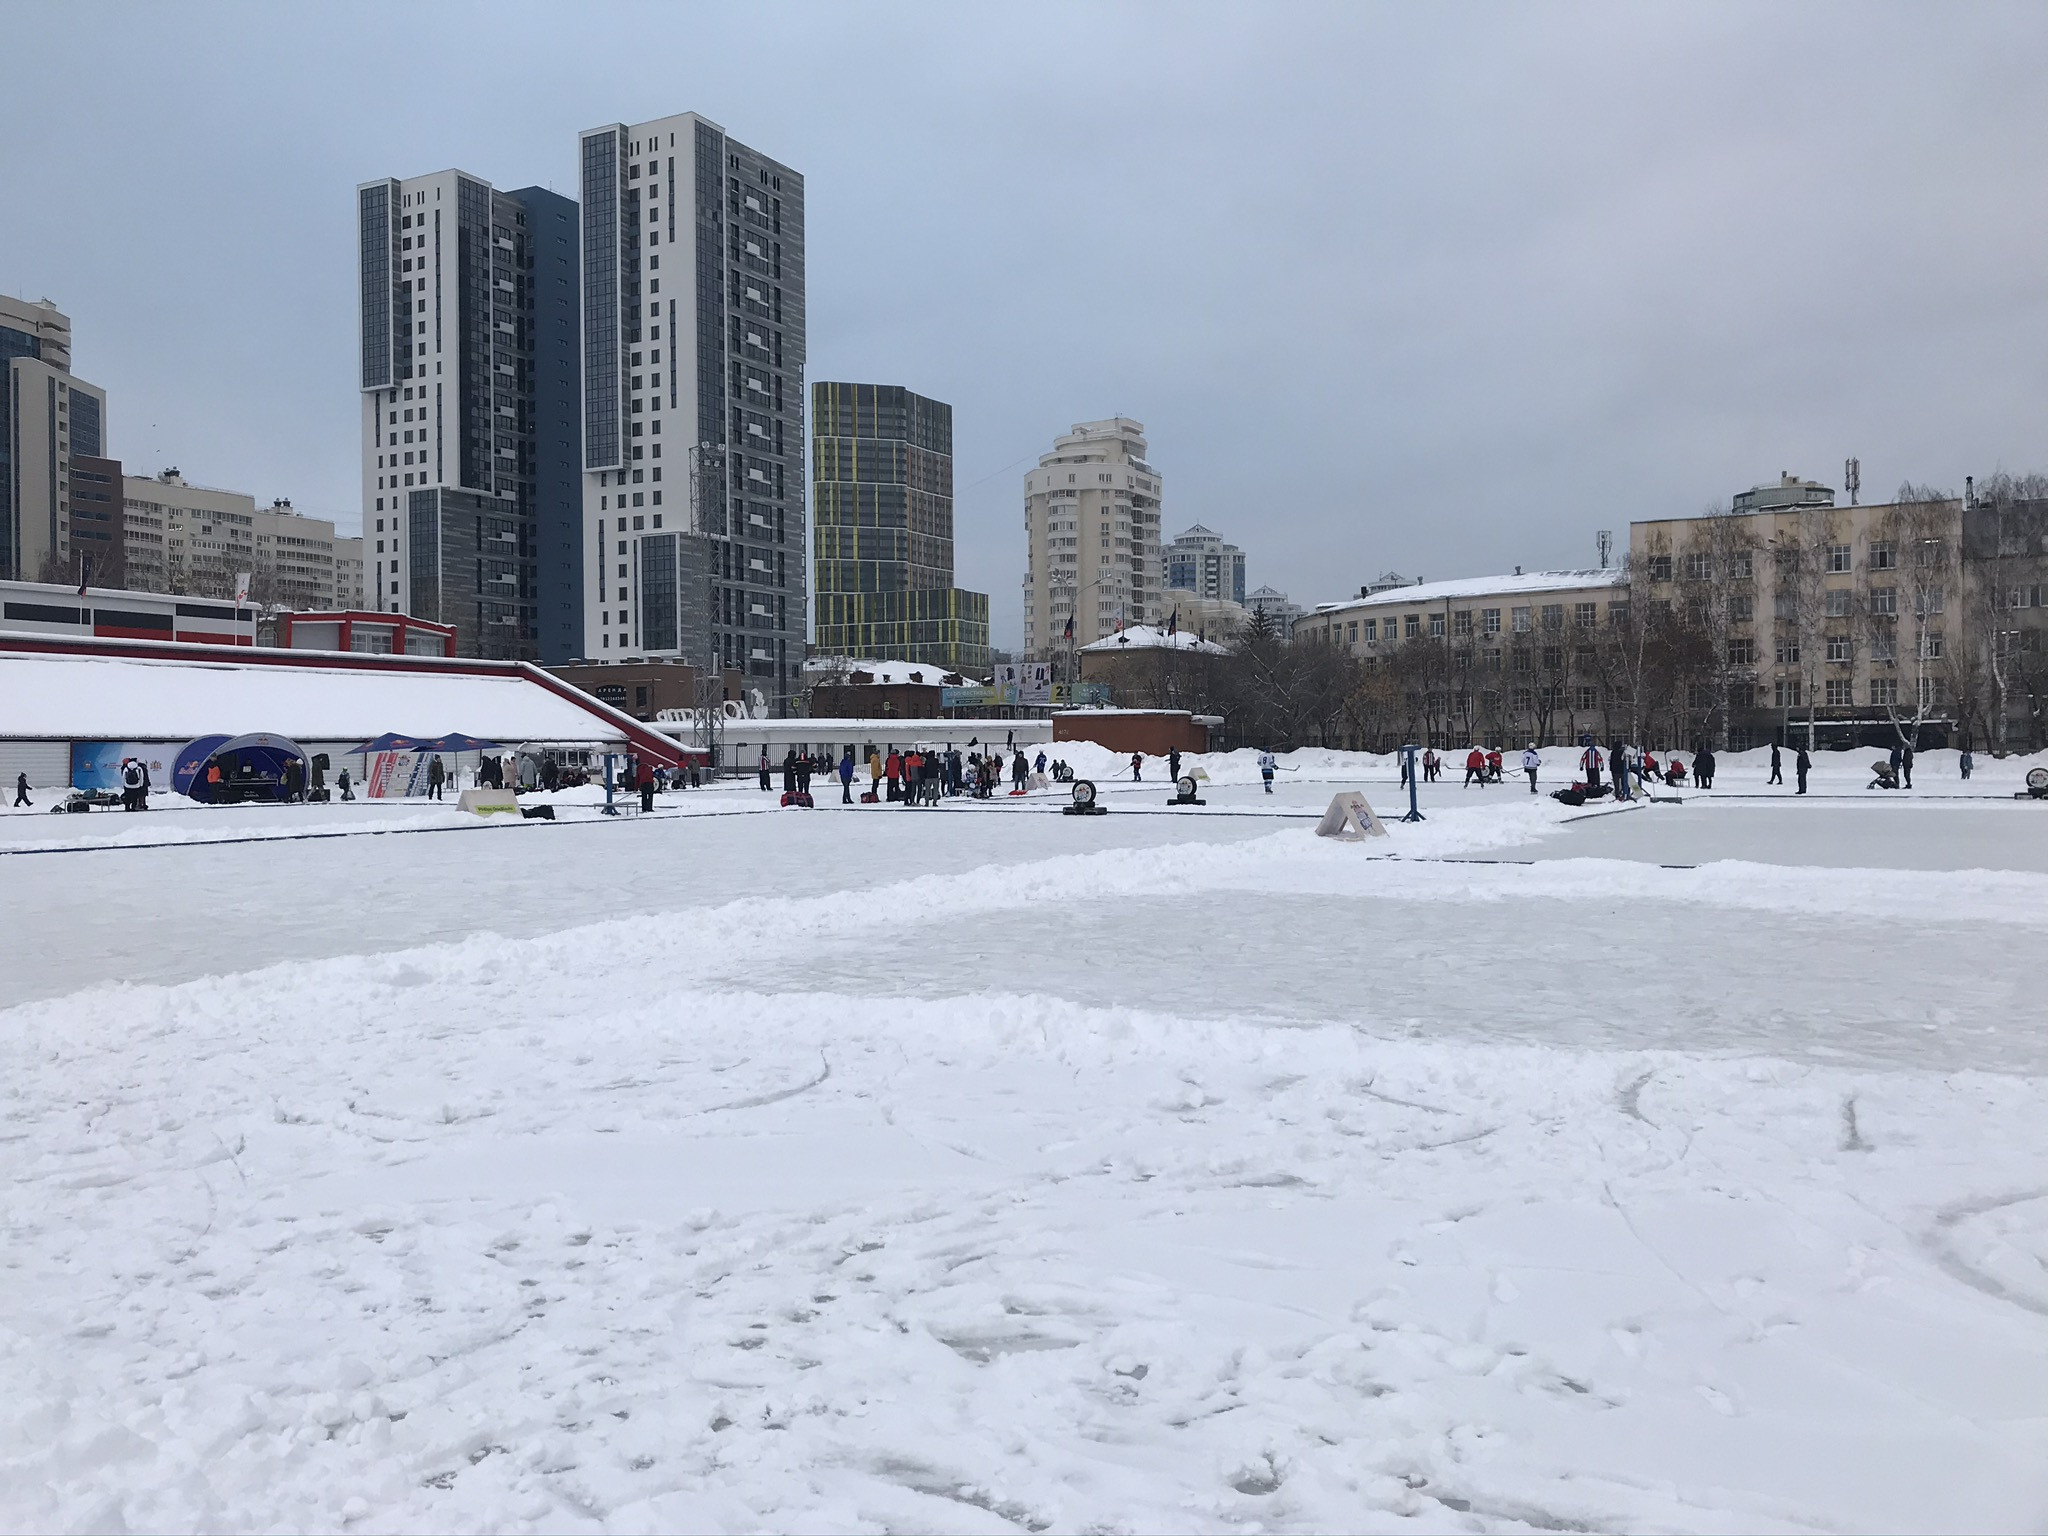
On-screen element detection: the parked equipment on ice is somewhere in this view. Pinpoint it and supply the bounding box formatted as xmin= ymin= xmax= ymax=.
xmin=1167 ymin=774 xmax=1205 ymax=807
xmin=2021 ymin=767 xmax=2048 ymax=801
xmin=1064 ymin=779 xmax=1106 ymax=816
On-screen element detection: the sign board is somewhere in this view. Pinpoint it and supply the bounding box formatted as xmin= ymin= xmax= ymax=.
xmin=1316 ymin=791 xmax=1388 ymax=841
xmin=71 ymin=741 xmax=175 ymax=793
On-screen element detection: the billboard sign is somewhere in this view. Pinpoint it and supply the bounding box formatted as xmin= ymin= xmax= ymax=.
xmin=70 ymin=741 xmax=176 ymax=793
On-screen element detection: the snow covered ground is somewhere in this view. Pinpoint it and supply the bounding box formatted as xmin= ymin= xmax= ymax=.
xmin=4 ymin=766 xmax=2047 ymax=1532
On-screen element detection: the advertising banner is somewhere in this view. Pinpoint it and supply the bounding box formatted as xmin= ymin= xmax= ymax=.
xmin=1017 ymin=661 xmax=1054 ymax=706
xmin=364 ymin=750 xmax=431 ymax=798
xmin=70 ymin=741 xmax=175 ymax=793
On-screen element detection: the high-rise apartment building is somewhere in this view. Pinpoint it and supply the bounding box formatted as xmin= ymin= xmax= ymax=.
xmin=1021 ymin=418 xmax=1162 ymax=657
xmin=577 ymin=113 xmax=806 ymax=710
xmin=1 ymin=296 xmax=109 ymax=585
xmin=357 ymin=171 xmax=579 ymax=660
xmin=811 ymin=381 xmax=989 ymax=673
xmin=1165 ymin=523 xmax=1247 ymax=606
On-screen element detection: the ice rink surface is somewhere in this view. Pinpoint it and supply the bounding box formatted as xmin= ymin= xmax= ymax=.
xmin=4 ymin=745 xmax=2047 ymax=1532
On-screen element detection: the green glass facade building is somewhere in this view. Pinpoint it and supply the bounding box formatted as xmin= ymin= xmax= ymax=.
xmin=811 ymin=381 xmax=989 ymax=673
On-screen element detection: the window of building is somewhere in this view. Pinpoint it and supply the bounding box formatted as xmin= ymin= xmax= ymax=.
xmin=1647 ymin=555 xmax=1673 ymax=582
xmin=1825 ymin=589 xmax=1851 ymax=617
xmin=1428 ymin=613 xmax=1445 ymax=638
xmin=1871 ymin=586 xmax=1897 ymax=615
xmin=1453 ymin=610 xmax=1473 ymax=637
xmin=1511 ymin=606 xmax=1531 ymax=633
xmin=1825 ymin=545 xmax=1852 ymax=573
xmin=1775 ymin=638 xmax=1800 ymax=665
xmin=1916 ymin=586 xmax=1944 ymax=615
xmin=1826 ymin=635 xmax=1852 ymax=663
xmin=1362 ymin=617 xmax=1377 ymax=641
xmin=1825 ymin=678 xmax=1853 ymax=706
xmin=1916 ymin=539 xmax=1945 ymax=568
xmin=1481 ymin=607 xmax=1501 ymax=635
xmin=1775 ymin=678 xmax=1801 ymax=707
xmin=1870 ymin=676 xmax=1898 ymax=706
xmin=1686 ymin=553 xmax=1712 ymax=580
xmin=1541 ymin=604 xmax=1565 ymax=630
xmin=1727 ymin=637 xmax=1756 ymax=666
xmin=1869 ymin=542 xmax=1896 ymax=570
xmin=1919 ymin=632 xmax=1944 ymax=659
xmin=1575 ymin=602 xmax=1596 ymax=627
xmin=1403 ymin=614 xmax=1420 ymax=639
xmin=1732 ymin=552 xmax=1753 ymax=579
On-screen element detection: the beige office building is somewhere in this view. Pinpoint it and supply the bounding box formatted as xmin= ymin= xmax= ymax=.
xmin=1630 ymin=474 xmax=1965 ymax=736
xmin=122 ymin=470 xmax=339 ymax=608
xmin=333 ymin=537 xmax=366 ymax=609
xmin=1296 ymin=569 xmax=1628 ymax=747
xmin=1022 ymin=417 xmax=1163 ymax=658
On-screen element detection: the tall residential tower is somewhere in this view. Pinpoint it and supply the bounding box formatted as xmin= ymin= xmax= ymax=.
xmin=356 ymin=171 xmax=579 ymax=658
xmin=1021 ymin=418 xmax=1162 ymax=656
xmin=1 ymin=296 xmax=109 ymax=585
xmin=1165 ymin=523 xmax=1247 ymax=605
xmin=577 ymin=112 xmax=806 ymax=711
xmin=811 ymin=381 xmax=989 ymax=673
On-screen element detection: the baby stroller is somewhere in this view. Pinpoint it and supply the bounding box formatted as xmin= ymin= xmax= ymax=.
xmin=1868 ymin=759 xmax=1899 ymax=790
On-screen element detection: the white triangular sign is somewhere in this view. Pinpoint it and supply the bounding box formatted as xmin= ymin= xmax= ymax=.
xmin=1316 ymin=791 xmax=1387 ymax=840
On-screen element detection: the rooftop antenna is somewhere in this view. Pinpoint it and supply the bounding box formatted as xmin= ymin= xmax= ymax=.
xmin=1596 ymin=529 xmax=1613 ymax=569
xmin=1844 ymin=457 xmax=1861 ymax=506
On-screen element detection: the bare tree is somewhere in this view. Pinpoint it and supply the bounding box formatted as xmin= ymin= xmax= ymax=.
xmin=1871 ymin=485 xmax=1958 ymax=748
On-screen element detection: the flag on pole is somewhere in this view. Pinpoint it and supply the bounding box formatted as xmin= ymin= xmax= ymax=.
xmin=1167 ymin=607 xmax=1178 ymax=638
xmin=1062 ymin=613 xmax=1074 ymax=641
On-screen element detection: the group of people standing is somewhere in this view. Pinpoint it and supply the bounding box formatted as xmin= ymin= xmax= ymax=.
xmin=1427 ymin=739 xmax=1722 ymax=796
xmin=750 ymin=742 xmax=1075 ymax=806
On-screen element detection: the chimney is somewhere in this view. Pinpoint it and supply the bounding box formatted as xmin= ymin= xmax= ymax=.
xmin=1965 ymin=475 xmax=1974 ymax=509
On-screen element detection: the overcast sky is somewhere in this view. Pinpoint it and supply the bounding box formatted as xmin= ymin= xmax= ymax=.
xmin=5 ymin=1 xmax=2045 ymax=645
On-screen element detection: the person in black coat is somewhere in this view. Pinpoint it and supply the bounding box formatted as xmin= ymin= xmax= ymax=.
xmin=1795 ymin=744 xmax=1812 ymax=795
xmin=1901 ymin=742 xmax=1915 ymax=789
xmin=1769 ymin=741 xmax=1783 ymax=784
xmin=782 ymin=748 xmax=798 ymax=795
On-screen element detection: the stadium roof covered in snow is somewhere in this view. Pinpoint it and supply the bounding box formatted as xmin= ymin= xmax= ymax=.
xmin=0 ymin=635 xmax=682 ymax=762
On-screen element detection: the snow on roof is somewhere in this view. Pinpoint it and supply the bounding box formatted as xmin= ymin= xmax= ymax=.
xmin=1078 ymin=624 xmax=1231 ymax=655
xmin=1308 ymin=568 xmax=1625 ymax=616
xmin=0 ymin=646 xmax=629 ymax=743
xmin=803 ymin=657 xmax=974 ymax=687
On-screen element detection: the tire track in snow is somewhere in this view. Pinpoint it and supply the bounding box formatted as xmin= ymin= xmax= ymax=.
xmin=1926 ymin=1188 xmax=2048 ymax=1319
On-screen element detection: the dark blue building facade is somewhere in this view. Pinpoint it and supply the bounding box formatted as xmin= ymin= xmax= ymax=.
xmin=509 ymin=186 xmax=582 ymax=663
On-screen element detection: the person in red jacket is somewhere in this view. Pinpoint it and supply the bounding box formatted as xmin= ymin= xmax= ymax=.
xmin=1486 ymin=747 xmax=1504 ymax=783
xmin=1464 ymin=746 xmax=1486 ymax=786
xmin=885 ymin=748 xmax=903 ymax=801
